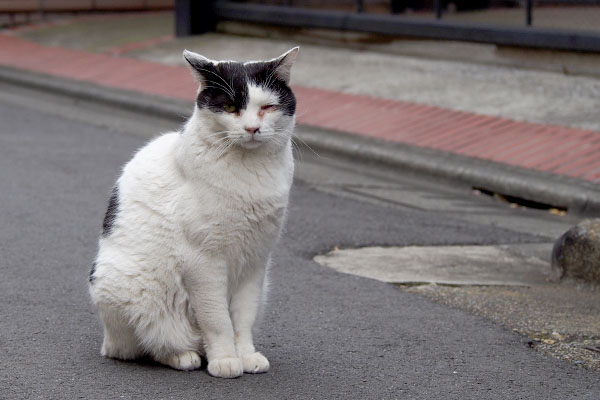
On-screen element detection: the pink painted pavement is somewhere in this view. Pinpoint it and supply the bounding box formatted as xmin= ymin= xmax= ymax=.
xmin=1 ymin=34 xmax=599 ymax=183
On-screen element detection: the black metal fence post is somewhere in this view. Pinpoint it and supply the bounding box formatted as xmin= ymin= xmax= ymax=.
xmin=390 ymin=0 xmax=402 ymax=14
xmin=434 ymin=0 xmax=443 ymax=20
xmin=38 ymin=0 xmax=45 ymax=19
xmin=175 ymin=0 xmax=217 ymax=37
xmin=356 ymin=0 xmax=364 ymax=13
xmin=526 ymin=0 xmax=533 ymax=26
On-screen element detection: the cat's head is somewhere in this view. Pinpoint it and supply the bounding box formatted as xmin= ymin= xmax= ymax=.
xmin=183 ymin=47 xmax=299 ymax=152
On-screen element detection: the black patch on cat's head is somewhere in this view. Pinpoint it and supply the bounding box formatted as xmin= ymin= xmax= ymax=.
xmin=184 ymin=49 xmax=297 ymax=116
xmin=102 ymin=185 xmax=119 ymax=237
xmin=89 ymin=262 xmax=97 ymax=283
xmin=194 ymin=62 xmax=249 ymax=114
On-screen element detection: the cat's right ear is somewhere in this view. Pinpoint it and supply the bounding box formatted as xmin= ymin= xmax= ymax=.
xmin=183 ymin=50 xmax=213 ymax=84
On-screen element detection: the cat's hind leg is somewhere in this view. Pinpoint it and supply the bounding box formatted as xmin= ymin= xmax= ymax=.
xmin=139 ymin=314 xmax=203 ymax=371
xmin=98 ymin=307 xmax=143 ymax=360
xmin=128 ymin=295 xmax=204 ymax=371
xmin=98 ymin=299 xmax=203 ymax=371
xmin=155 ymin=350 xmax=202 ymax=371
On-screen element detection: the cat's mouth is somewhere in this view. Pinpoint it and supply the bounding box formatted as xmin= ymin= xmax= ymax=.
xmin=239 ymin=136 xmax=265 ymax=149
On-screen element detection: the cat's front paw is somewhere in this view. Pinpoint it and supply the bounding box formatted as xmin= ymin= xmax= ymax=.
xmin=158 ymin=350 xmax=202 ymax=371
xmin=207 ymin=357 xmax=243 ymax=378
xmin=241 ymin=352 xmax=270 ymax=374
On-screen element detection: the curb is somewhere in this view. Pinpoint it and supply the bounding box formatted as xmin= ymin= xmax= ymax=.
xmin=1 ymin=65 xmax=599 ymax=216
xmin=295 ymin=126 xmax=600 ymax=216
xmin=0 ymin=65 xmax=190 ymax=122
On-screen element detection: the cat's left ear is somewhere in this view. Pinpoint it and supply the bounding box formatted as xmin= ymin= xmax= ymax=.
xmin=183 ymin=49 xmax=214 ymax=83
xmin=270 ymin=47 xmax=299 ymax=85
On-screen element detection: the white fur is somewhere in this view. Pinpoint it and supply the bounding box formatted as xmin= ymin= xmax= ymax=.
xmin=89 ymin=54 xmax=296 ymax=378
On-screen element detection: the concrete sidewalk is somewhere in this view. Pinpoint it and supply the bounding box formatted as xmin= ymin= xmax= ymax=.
xmin=1 ymin=11 xmax=599 ymax=213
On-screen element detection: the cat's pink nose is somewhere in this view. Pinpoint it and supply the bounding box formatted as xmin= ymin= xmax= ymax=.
xmin=245 ymin=126 xmax=259 ymax=134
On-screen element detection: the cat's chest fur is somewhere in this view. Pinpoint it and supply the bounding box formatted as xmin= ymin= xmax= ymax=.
xmin=178 ymin=179 xmax=290 ymax=251
xmin=171 ymin=135 xmax=294 ymax=260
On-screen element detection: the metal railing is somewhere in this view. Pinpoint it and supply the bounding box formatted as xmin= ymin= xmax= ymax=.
xmin=0 ymin=1 xmax=174 ymax=14
xmin=0 ymin=0 xmax=174 ymax=27
xmin=175 ymin=0 xmax=600 ymax=53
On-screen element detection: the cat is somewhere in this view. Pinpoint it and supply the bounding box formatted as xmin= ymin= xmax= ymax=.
xmin=88 ymin=47 xmax=299 ymax=378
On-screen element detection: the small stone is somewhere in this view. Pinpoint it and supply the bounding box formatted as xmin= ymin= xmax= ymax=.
xmin=552 ymin=219 xmax=600 ymax=283
xmin=549 ymin=208 xmax=567 ymax=216
xmin=542 ymin=339 xmax=556 ymax=345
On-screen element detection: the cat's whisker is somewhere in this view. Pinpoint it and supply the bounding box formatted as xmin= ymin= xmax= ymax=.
xmin=216 ymin=141 xmax=235 ymax=160
xmin=202 ymin=82 xmax=234 ymax=99
xmin=202 ymin=83 xmax=234 ymax=94
xmin=264 ymin=67 xmax=277 ymax=89
xmin=202 ymin=83 xmax=235 ymax=99
xmin=291 ymin=134 xmax=323 ymax=159
xmin=209 ymin=138 xmax=230 ymax=149
xmin=203 ymin=130 xmax=233 ymax=139
xmin=202 ymin=84 xmax=233 ymax=94
xmin=196 ymin=68 xmax=236 ymax=97
xmin=293 ymin=110 xmax=310 ymax=119
xmin=201 ymin=136 xmax=230 ymax=149
xmin=289 ymin=137 xmax=304 ymax=162
xmin=197 ymin=68 xmax=235 ymax=91
xmin=213 ymin=133 xmax=236 ymax=152
xmin=202 ymin=80 xmax=235 ymax=97
xmin=229 ymin=76 xmax=235 ymax=96
xmin=212 ymin=136 xmax=231 ymax=151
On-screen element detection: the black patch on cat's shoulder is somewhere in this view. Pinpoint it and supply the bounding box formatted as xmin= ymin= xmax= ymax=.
xmin=89 ymin=262 xmax=97 ymax=283
xmin=102 ymin=185 xmax=119 ymax=237
xmin=196 ymin=62 xmax=249 ymax=113
xmin=247 ymin=62 xmax=296 ymax=116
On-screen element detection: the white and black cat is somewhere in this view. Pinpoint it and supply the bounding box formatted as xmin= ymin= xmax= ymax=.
xmin=89 ymin=47 xmax=299 ymax=378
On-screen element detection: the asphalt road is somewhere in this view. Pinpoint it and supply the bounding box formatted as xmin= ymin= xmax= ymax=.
xmin=1 ymin=88 xmax=599 ymax=399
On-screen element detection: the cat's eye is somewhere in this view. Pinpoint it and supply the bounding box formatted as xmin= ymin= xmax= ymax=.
xmin=223 ymin=104 xmax=237 ymax=113
xmin=261 ymin=104 xmax=276 ymax=111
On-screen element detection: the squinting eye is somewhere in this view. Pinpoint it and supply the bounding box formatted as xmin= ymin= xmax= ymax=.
xmin=223 ymin=104 xmax=237 ymax=113
xmin=261 ymin=104 xmax=276 ymax=111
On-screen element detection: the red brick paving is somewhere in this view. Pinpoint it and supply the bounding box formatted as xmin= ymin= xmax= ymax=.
xmin=1 ymin=34 xmax=599 ymax=183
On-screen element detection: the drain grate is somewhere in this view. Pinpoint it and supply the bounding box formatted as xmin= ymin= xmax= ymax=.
xmin=473 ymin=187 xmax=567 ymax=215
